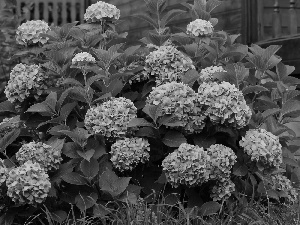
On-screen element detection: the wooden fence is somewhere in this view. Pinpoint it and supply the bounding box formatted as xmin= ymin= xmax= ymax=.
xmin=257 ymin=0 xmax=300 ymax=41
xmin=16 ymin=0 xmax=87 ymax=25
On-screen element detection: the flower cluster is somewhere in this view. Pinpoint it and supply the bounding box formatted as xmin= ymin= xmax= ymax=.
xmin=269 ymin=174 xmax=298 ymax=204
xmin=0 ymin=159 xmax=7 ymax=186
xmin=207 ymin=144 xmax=237 ymax=181
xmin=186 ymin=19 xmax=214 ymax=37
xmin=0 ymin=116 xmax=23 ymax=137
xmin=84 ymin=1 xmax=120 ymax=23
xmin=144 ymin=45 xmax=195 ymax=86
xmin=110 ymin=138 xmax=150 ymax=171
xmin=198 ymin=66 xmax=226 ymax=83
xmin=6 ymin=161 xmax=51 ymax=205
xmin=198 ymin=81 xmax=252 ymax=128
xmin=5 ymin=63 xmax=48 ymax=103
xmin=162 ymin=143 xmax=211 ymax=187
xmin=146 ymin=82 xmax=206 ymax=133
xmin=239 ymin=129 xmax=282 ymax=168
xmin=210 ymin=180 xmax=235 ymax=202
xmin=71 ymin=52 xmax=96 ymax=69
xmin=84 ymin=97 xmax=137 ymax=139
xmin=16 ymin=20 xmax=50 ymax=46
xmin=16 ymin=141 xmax=62 ymax=172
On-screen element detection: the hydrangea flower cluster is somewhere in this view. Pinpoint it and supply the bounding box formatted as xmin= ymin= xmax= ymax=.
xmin=144 ymin=45 xmax=195 ymax=86
xmin=16 ymin=20 xmax=50 ymax=46
xmin=207 ymin=144 xmax=237 ymax=181
xmin=5 ymin=63 xmax=48 ymax=103
xmin=269 ymin=174 xmax=298 ymax=204
xmin=146 ymin=82 xmax=206 ymax=133
xmin=16 ymin=141 xmax=62 ymax=172
xmin=198 ymin=81 xmax=252 ymax=128
xmin=84 ymin=1 xmax=120 ymax=23
xmin=6 ymin=161 xmax=51 ymax=205
xmin=210 ymin=180 xmax=235 ymax=202
xmin=0 ymin=116 xmax=23 ymax=137
xmin=186 ymin=19 xmax=214 ymax=37
xmin=162 ymin=143 xmax=211 ymax=187
xmin=239 ymin=129 xmax=282 ymax=168
xmin=198 ymin=66 xmax=226 ymax=83
xmin=0 ymin=159 xmax=8 ymax=186
xmin=110 ymin=138 xmax=150 ymax=171
xmin=71 ymin=52 xmax=96 ymax=69
xmin=84 ymin=97 xmax=137 ymax=139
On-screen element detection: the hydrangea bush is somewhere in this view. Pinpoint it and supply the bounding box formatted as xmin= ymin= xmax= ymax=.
xmin=0 ymin=0 xmax=299 ymax=223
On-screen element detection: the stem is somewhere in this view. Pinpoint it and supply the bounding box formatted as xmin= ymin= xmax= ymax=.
xmin=83 ymin=70 xmax=92 ymax=107
xmin=1 ymin=152 xmax=17 ymax=167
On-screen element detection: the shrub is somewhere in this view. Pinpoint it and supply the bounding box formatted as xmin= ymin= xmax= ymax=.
xmin=0 ymin=0 xmax=299 ymax=223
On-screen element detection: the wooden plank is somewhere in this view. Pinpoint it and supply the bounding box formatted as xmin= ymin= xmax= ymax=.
xmin=272 ymin=0 xmax=282 ymax=38
xmin=53 ymin=0 xmax=58 ymax=25
xmin=70 ymin=0 xmax=76 ymax=22
xmin=16 ymin=0 xmax=21 ymax=17
xmin=289 ymin=0 xmax=297 ymax=35
xmin=61 ymin=0 xmax=67 ymax=24
xmin=44 ymin=0 xmax=49 ymax=22
xmin=34 ymin=0 xmax=39 ymax=20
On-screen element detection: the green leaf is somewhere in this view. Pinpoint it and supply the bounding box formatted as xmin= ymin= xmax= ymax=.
xmin=136 ymin=127 xmax=159 ymax=139
xmin=283 ymin=157 xmax=299 ymax=167
xmin=276 ymin=62 xmax=295 ymax=80
xmin=143 ymin=104 xmax=162 ymax=123
xmin=49 ymin=138 xmax=65 ymax=154
xmin=281 ymin=100 xmax=300 ymax=118
xmin=59 ymin=21 xmax=79 ymax=39
xmin=193 ymin=134 xmax=216 ymax=148
xmin=0 ymin=129 xmax=20 ymax=153
xmin=75 ymin=192 xmax=98 ymax=211
xmin=101 ymin=78 xmax=124 ymax=97
xmin=62 ymin=172 xmax=88 ymax=185
xmin=98 ymin=169 xmax=131 ymax=197
xmin=26 ymin=103 xmax=54 ymax=116
xmin=128 ymin=118 xmax=154 ymax=128
xmin=80 ymin=158 xmax=99 ymax=179
xmin=62 ymin=142 xmax=81 ymax=158
xmin=158 ymin=115 xmax=183 ymax=127
xmin=50 ymin=211 xmax=67 ymax=223
xmin=262 ymin=108 xmax=281 ymax=120
xmin=87 ymin=73 xmax=107 ymax=87
xmin=44 ymin=92 xmax=57 ymax=113
xmin=148 ymin=31 xmax=170 ymax=47
xmin=162 ymin=131 xmax=187 ymax=147
xmin=132 ymin=14 xmax=158 ymax=29
xmin=0 ymin=101 xmax=16 ymax=113
xmin=61 ymin=78 xmax=83 ymax=87
xmin=232 ymin=162 xmax=248 ymax=176
xmin=286 ymin=90 xmax=300 ymax=102
xmin=199 ymin=201 xmax=221 ymax=216
xmin=242 ymin=85 xmax=269 ymax=95
xmin=160 ymin=9 xmax=185 ymax=28
xmin=60 ymin=102 xmax=77 ymax=122
xmin=206 ymin=0 xmax=222 ymax=13
xmin=58 ymin=128 xmax=91 ymax=147
xmin=77 ymin=149 xmax=95 ymax=162
xmin=182 ymin=69 xmax=199 ymax=86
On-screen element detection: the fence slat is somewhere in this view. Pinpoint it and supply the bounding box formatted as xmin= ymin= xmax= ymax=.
xmin=34 ymin=0 xmax=39 ymax=20
xmin=272 ymin=0 xmax=282 ymax=38
xmin=70 ymin=0 xmax=76 ymax=22
xmin=43 ymin=0 xmax=49 ymax=22
xmin=289 ymin=0 xmax=297 ymax=35
xmin=257 ymin=0 xmax=264 ymax=41
xmin=80 ymin=0 xmax=85 ymax=23
xmin=16 ymin=0 xmax=21 ymax=17
xmin=61 ymin=0 xmax=67 ymax=24
xmin=53 ymin=0 xmax=58 ymax=25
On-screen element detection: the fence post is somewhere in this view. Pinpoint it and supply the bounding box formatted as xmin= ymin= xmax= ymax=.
xmin=34 ymin=0 xmax=39 ymax=20
xmin=53 ymin=0 xmax=58 ymax=25
xmin=289 ymin=0 xmax=297 ymax=35
xmin=44 ymin=0 xmax=49 ymax=22
xmin=71 ymin=0 xmax=76 ymax=22
xmin=272 ymin=0 xmax=282 ymax=38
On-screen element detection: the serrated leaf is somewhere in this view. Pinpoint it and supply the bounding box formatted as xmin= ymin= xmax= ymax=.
xmin=158 ymin=114 xmax=183 ymax=127
xmin=26 ymin=103 xmax=54 ymax=115
xmin=281 ymin=100 xmax=300 ymax=117
xmin=262 ymin=108 xmax=281 ymax=120
xmin=62 ymin=172 xmax=87 ymax=185
xmin=242 ymin=85 xmax=269 ymax=95
xmin=62 ymin=142 xmax=81 ymax=158
xmin=61 ymin=78 xmax=83 ymax=87
xmin=58 ymin=128 xmax=90 ymax=147
xmin=0 ymin=101 xmax=16 ymax=113
xmin=276 ymin=62 xmax=295 ymax=80
xmin=77 ymin=149 xmax=95 ymax=161
xmin=0 ymin=129 xmax=20 ymax=153
xmin=75 ymin=192 xmax=98 ymax=212
xmin=283 ymin=157 xmax=299 ymax=167
xmin=60 ymin=102 xmax=77 ymax=122
xmin=136 ymin=127 xmax=159 ymax=139
xmin=286 ymin=90 xmax=300 ymax=102
xmin=59 ymin=21 xmax=79 ymax=39
xmin=80 ymin=158 xmax=99 ymax=179
xmin=142 ymin=104 xmax=162 ymax=123
xmin=162 ymin=131 xmax=186 ymax=147
xmin=127 ymin=118 xmax=154 ymax=128
xmin=124 ymin=45 xmax=141 ymax=57
xmin=160 ymin=9 xmax=185 ymax=28
xmin=193 ymin=134 xmax=216 ymax=148
xmin=232 ymin=162 xmax=248 ymax=176
xmin=182 ymin=69 xmax=199 ymax=86
xmin=148 ymin=31 xmax=170 ymax=46
xmin=99 ymin=169 xmax=131 ymax=197
xmin=199 ymin=201 xmax=221 ymax=216
xmin=132 ymin=13 xmax=158 ymax=29
xmin=51 ymin=211 xmax=67 ymax=223
xmin=87 ymin=74 xmax=107 ymax=87
xmin=206 ymin=0 xmax=222 ymax=13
